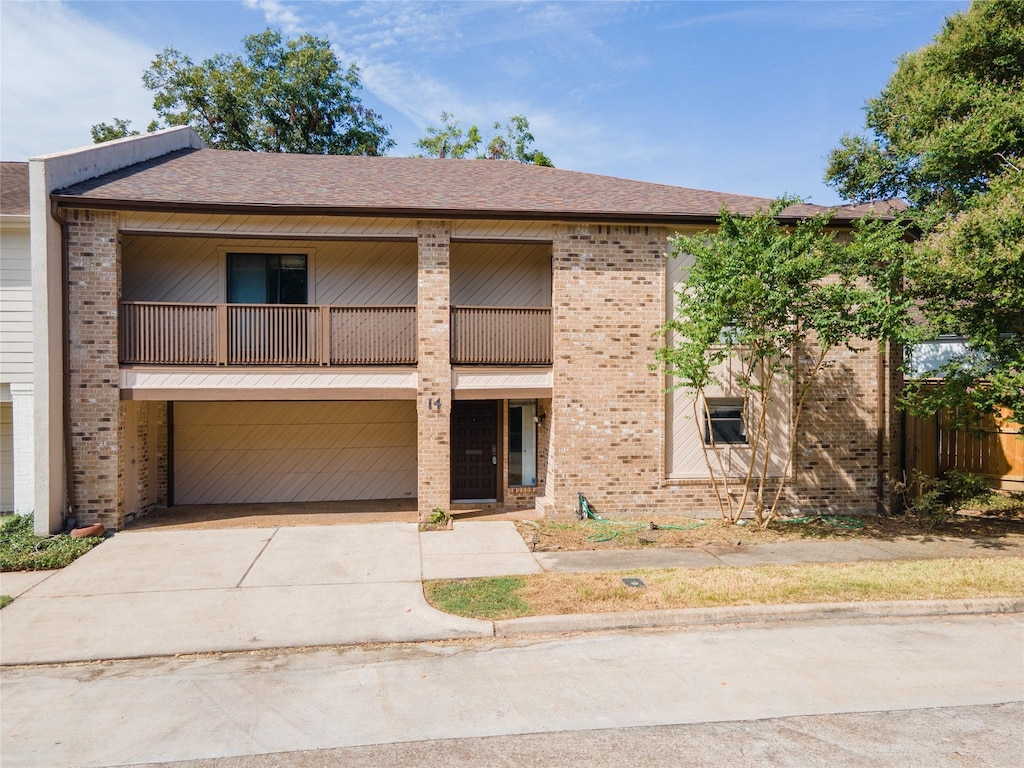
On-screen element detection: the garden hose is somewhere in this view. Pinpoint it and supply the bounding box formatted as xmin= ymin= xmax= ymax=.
xmin=578 ymin=492 xmax=705 ymax=541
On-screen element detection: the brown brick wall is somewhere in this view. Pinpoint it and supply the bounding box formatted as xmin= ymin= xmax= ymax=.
xmin=66 ymin=209 xmax=123 ymax=529
xmin=545 ymin=223 xmax=898 ymax=520
xmin=416 ymin=221 xmax=451 ymax=519
xmin=548 ymin=224 xmax=668 ymax=517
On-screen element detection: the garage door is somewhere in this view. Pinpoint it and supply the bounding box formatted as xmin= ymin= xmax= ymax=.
xmin=0 ymin=403 xmax=12 ymax=512
xmin=173 ymin=401 xmax=416 ymax=505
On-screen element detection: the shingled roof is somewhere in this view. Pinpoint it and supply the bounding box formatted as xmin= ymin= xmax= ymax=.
xmin=52 ymin=148 xmax=867 ymax=224
xmin=1 ymin=161 xmax=29 ymax=217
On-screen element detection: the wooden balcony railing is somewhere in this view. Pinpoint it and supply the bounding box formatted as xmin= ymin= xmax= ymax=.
xmin=120 ymin=302 xmax=416 ymax=366
xmin=451 ymin=306 xmax=552 ymax=365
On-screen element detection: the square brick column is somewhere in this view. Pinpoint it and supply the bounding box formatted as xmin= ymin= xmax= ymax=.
xmin=416 ymin=221 xmax=452 ymax=519
xmin=65 ymin=209 xmax=123 ymax=529
xmin=548 ymin=224 xmax=667 ymax=518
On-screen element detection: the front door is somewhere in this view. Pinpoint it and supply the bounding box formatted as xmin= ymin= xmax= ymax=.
xmin=451 ymin=400 xmax=498 ymax=501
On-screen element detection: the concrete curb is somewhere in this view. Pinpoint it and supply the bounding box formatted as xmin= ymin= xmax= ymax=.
xmin=493 ymin=598 xmax=1024 ymax=637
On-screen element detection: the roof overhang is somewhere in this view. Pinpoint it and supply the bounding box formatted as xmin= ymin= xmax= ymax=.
xmin=49 ymin=196 xmax=864 ymax=228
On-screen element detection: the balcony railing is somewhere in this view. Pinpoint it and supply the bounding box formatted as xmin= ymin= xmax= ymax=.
xmin=451 ymin=306 xmax=552 ymax=365
xmin=120 ymin=302 xmax=416 ymax=366
xmin=120 ymin=302 xmax=551 ymax=367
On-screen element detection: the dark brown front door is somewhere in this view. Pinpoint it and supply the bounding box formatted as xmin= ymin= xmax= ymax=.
xmin=451 ymin=400 xmax=498 ymax=501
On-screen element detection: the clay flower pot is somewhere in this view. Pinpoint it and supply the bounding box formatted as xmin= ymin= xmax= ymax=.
xmin=70 ymin=523 xmax=105 ymax=538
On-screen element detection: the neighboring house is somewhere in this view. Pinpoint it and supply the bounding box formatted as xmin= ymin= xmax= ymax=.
xmin=30 ymin=128 xmax=902 ymax=533
xmin=1 ymin=161 xmax=33 ymax=514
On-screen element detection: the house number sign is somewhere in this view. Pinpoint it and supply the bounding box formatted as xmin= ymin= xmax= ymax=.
xmin=426 ymin=397 xmax=443 ymax=411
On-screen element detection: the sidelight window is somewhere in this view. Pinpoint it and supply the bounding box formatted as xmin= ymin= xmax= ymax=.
xmin=509 ymin=399 xmax=538 ymax=486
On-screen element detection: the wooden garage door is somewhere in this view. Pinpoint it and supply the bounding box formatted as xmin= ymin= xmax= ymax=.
xmin=0 ymin=403 xmax=12 ymax=512
xmin=173 ymin=401 xmax=416 ymax=505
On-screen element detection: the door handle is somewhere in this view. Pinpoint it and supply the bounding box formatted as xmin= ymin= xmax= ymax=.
xmin=492 ymin=455 xmax=497 ymax=465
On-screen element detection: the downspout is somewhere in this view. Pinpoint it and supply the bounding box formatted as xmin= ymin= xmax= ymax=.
xmin=50 ymin=200 xmax=74 ymax=526
xmin=876 ymin=343 xmax=886 ymax=515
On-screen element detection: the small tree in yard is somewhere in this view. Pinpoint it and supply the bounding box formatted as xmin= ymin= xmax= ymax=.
xmin=656 ymin=198 xmax=910 ymax=528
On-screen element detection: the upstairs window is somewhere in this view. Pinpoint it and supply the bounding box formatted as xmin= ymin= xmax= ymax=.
xmin=227 ymin=253 xmax=307 ymax=304
xmin=703 ymin=398 xmax=747 ymax=445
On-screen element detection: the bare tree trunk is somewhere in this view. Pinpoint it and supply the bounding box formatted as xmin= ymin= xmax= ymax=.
xmin=692 ymin=390 xmax=728 ymax=519
xmin=764 ymin=346 xmax=830 ymax=526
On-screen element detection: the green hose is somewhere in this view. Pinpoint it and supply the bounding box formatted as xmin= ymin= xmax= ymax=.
xmin=579 ymin=494 xmax=705 ymax=541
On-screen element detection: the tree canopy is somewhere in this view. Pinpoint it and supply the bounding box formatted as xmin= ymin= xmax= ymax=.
xmin=90 ymin=118 xmax=140 ymax=144
xmin=903 ymin=165 xmax=1024 ymax=429
xmin=93 ymin=29 xmax=393 ymax=155
xmin=826 ymin=0 xmax=1024 ymax=429
xmin=415 ymin=113 xmax=553 ymax=166
xmin=825 ymin=0 xmax=1024 ymax=219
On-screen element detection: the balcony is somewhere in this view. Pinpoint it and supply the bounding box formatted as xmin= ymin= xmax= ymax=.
xmin=120 ymin=302 xmax=417 ymax=366
xmin=120 ymin=302 xmax=553 ymax=367
xmin=450 ymin=306 xmax=552 ymax=365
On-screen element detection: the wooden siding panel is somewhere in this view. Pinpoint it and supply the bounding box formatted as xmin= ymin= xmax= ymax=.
xmin=122 ymin=235 xmax=221 ymax=303
xmin=451 ymin=220 xmax=552 ymax=241
xmin=315 ymin=241 xmax=416 ymax=305
xmin=122 ymin=212 xmax=417 ymax=238
xmin=664 ymin=249 xmax=789 ymax=479
xmin=451 ymin=242 xmax=551 ymax=307
xmin=122 ymin=236 xmax=417 ymax=306
xmin=0 ymin=403 xmax=12 ymax=512
xmin=174 ymin=401 xmax=417 ymax=504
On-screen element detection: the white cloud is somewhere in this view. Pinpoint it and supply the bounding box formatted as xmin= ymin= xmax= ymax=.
xmin=0 ymin=2 xmax=155 ymax=160
xmin=241 ymin=0 xmax=304 ymax=35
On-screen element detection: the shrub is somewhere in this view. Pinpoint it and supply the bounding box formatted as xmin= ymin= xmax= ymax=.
xmin=0 ymin=515 xmax=104 ymax=571
xmin=907 ymin=470 xmax=991 ymax=529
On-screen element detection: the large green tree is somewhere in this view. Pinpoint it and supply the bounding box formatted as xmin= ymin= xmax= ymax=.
xmin=825 ymin=0 xmax=1024 ymax=220
xmin=903 ymin=165 xmax=1024 ymax=430
xmin=415 ymin=113 xmax=553 ymax=166
xmin=826 ymin=0 xmax=1024 ymax=429
xmin=94 ymin=29 xmax=394 ymax=155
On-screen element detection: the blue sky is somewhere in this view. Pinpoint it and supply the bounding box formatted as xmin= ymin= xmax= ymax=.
xmin=1 ymin=0 xmax=967 ymax=204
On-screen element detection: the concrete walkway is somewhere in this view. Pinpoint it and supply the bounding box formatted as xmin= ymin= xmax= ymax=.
xmin=1 ymin=521 xmax=1021 ymax=665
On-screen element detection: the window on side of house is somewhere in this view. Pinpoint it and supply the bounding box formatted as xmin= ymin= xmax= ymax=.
xmin=703 ymin=397 xmax=747 ymax=445
xmin=227 ymin=253 xmax=308 ymax=304
xmin=508 ymin=399 xmax=538 ymax=487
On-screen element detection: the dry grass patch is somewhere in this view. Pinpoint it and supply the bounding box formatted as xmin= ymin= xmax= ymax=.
xmin=425 ymin=557 xmax=1023 ymax=620
xmin=517 ymin=509 xmax=1024 ymax=552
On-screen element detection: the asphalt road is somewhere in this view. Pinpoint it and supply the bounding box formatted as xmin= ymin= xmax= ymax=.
xmin=2 ymin=614 xmax=1021 ymax=768
xmin=122 ymin=703 xmax=1024 ymax=767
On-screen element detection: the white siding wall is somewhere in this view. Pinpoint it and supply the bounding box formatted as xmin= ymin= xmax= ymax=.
xmin=1 ymin=223 xmax=32 ymax=383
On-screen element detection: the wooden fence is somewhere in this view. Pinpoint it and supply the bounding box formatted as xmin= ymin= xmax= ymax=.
xmin=905 ymin=405 xmax=1024 ymax=491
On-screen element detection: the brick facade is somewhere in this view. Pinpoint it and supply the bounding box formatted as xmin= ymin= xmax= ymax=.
xmin=66 ymin=209 xmax=122 ymax=528
xmin=60 ymin=211 xmax=897 ymax=525
xmin=543 ymin=223 xmax=898 ymax=520
xmin=547 ymin=224 xmax=668 ymax=517
xmin=416 ymin=221 xmax=452 ymax=519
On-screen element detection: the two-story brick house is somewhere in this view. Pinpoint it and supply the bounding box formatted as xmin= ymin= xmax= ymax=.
xmin=30 ymin=128 xmax=900 ymax=533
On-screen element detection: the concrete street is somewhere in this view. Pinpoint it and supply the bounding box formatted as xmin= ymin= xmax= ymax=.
xmin=2 ymin=614 xmax=1021 ymax=767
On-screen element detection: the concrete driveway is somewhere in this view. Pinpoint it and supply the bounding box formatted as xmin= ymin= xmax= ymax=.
xmin=0 ymin=523 xmax=514 ymax=665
